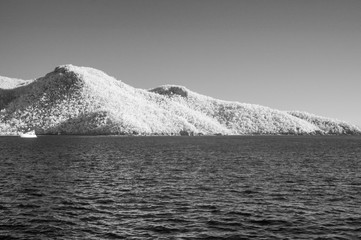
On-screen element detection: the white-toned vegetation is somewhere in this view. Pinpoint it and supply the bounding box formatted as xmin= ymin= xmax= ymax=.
xmin=1 ymin=65 xmax=360 ymax=135
xmin=288 ymin=111 xmax=360 ymax=135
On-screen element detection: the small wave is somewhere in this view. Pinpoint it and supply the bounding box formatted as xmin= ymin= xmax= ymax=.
xmin=0 ymin=234 xmax=22 ymax=240
xmin=141 ymin=224 xmax=181 ymax=234
xmin=249 ymin=218 xmax=290 ymax=226
xmin=103 ymin=232 xmax=126 ymax=239
xmin=17 ymin=203 xmax=40 ymax=209
xmin=227 ymin=211 xmax=252 ymax=217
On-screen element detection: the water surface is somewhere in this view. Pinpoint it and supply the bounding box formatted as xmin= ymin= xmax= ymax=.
xmin=1 ymin=136 xmax=361 ymax=239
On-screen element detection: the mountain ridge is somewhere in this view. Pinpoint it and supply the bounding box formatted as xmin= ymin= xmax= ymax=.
xmin=1 ymin=64 xmax=360 ymax=136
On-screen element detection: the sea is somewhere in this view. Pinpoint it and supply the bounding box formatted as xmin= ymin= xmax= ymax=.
xmin=0 ymin=135 xmax=360 ymax=239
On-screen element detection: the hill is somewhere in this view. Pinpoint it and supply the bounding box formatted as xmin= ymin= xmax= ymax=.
xmin=0 ymin=76 xmax=33 ymax=89
xmin=1 ymin=65 xmax=360 ymax=135
xmin=288 ymin=111 xmax=360 ymax=135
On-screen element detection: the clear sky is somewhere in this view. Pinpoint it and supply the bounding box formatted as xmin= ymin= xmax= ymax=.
xmin=1 ymin=0 xmax=360 ymax=126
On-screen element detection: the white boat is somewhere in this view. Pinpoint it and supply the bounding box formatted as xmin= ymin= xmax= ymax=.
xmin=20 ymin=130 xmax=37 ymax=138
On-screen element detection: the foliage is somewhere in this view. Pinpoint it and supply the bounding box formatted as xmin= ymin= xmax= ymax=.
xmin=288 ymin=111 xmax=361 ymax=135
xmin=1 ymin=65 xmax=360 ymax=135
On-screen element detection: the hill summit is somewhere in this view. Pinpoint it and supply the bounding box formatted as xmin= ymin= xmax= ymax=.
xmin=1 ymin=65 xmax=360 ymax=135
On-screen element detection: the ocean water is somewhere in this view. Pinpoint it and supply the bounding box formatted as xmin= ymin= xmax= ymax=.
xmin=0 ymin=135 xmax=360 ymax=239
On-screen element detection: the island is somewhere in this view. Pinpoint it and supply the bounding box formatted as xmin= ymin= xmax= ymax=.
xmin=1 ymin=65 xmax=360 ymax=136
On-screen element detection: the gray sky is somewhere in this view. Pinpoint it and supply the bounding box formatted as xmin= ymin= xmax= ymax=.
xmin=1 ymin=0 xmax=360 ymax=126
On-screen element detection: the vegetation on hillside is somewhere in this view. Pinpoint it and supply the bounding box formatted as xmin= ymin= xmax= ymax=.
xmin=288 ymin=111 xmax=361 ymax=135
xmin=1 ymin=65 xmax=360 ymax=135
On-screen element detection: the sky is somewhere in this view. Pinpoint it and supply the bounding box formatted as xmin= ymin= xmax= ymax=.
xmin=0 ymin=0 xmax=360 ymax=126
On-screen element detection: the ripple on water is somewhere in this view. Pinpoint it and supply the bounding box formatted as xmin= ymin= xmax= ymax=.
xmin=0 ymin=136 xmax=361 ymax=239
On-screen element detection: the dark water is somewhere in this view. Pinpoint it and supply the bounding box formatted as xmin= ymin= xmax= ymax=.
xmin=1 ymin=136 xmax=361 ymax=239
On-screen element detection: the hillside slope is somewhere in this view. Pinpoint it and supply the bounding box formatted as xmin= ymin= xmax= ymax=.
xmin=1 ymin=65 xmax=360 ymax=135
xmin=0 ymin=77 xmax=34 ymax=112
xmin=0 ymin=76 xmax=33 ymax=89
xmin=288 ymin=111 xmax=360 ymax=135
